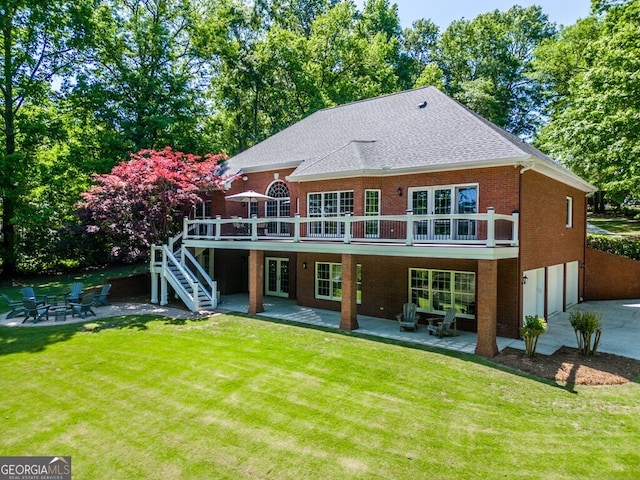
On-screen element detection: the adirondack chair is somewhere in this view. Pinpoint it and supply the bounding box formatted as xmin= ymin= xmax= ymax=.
xmin=66 ymin=282 xmax=84 ymax=303
xmin=93 ymin=284 xmax=112 ymax=306
xmin=3 ymin=293 xmax=26 ymax=319
xmin=22 ymin=299 xmax=50 ymax=323
xmin=21 ymin=287 xmax=46 ymax=306
xmin=396 ymin=302 xmax=420 ymax=331
xmin=427 ymin=307 xmax=458 ymax=338
xmin=70 ymin=293 xmax=96 ymax=319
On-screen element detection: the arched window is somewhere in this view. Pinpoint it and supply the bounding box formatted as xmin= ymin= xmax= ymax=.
xmin=265 ymin=181 xmax=290 ymax=235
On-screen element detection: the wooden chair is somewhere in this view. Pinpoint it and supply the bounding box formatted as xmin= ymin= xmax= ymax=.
xmin=66 ymin=282 xmax=84 ymax=303
xmin=3 ymin=293 xmax=26 ymax=319
xmin=70 ymin=293 xmax=96 ymax=319
xmin=396 ymin=302 xmax=420 ymax=331
xmin=427 ymin=307 xmax=458 ymax=338
xmin=93 ymin=284 xmax=112 ymax=306
xmin=22 ymin=299 xmax=50 ymax=323
xmin=21 ymin=287 xmax=46 ymax=305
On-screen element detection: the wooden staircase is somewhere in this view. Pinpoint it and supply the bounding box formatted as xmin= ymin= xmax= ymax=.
xmin=150 ymin=232 xmax=217 ymax=312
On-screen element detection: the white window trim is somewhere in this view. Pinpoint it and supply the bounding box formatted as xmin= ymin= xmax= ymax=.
xmin=566 ymin=196 xmax=573 ymax=228
xmin=315 ymin=262 xmax=361 ymax=304
xmin=407 ymin=183 xmax=479 ymax=214
xmin=307 ymin=190 xmax=355 ymax=217
xmin=408 ymin=268 xmax=476 ymax=319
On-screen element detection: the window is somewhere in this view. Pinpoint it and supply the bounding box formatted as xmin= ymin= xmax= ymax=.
xmin=409 ymin=268 xmax=476 ymax=318
xmin=409 ymin=184 xmax=478 ymax=240
xmin=308 ymin=190 xmax=354 ymax=236
xmin=364 ymin=190 xmax=380 ymax=237
xmin=566 ymin=196 xmax=573 ymax=228
xmin=266 ymin=181 xmax=291 ymax=235
xmin=315 ymin=262 xmax=362 ymax=303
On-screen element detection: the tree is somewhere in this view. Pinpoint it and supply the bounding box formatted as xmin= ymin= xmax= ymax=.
xmin=78 ymin=147 xmax=229 ymax=262
xmin=70 ymin=0 xmax=212 ymax=166
xmin=436 ymin=6 xmax=556 ymax=136
xmin=534 ymin=1 xmax=640 ymax=207
xmin=0 ymin=0 xmax=95 ymax=277
xmin=400 ymin=18 xmax=439 ymax=88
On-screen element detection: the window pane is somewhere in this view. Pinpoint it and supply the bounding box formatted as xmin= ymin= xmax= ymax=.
xmin=412 ymin=190 xmax=428 ymax=214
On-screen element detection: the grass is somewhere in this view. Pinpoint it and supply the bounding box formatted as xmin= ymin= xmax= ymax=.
xmin=0 ymin=263 xmax=148 ymax=309
xmin=588 ymin=214 xmax=640 ymax=239
xmin=1 ymin=313 xmax=639 ymax=479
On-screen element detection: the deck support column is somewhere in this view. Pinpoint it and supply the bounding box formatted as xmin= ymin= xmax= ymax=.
xmin=151 ymin=273 xmax=159 ymax=304
xmin=248 ymin=250 xmax=265 ymax=314
xmin=340 ymin=253 xmax=359 ymax=331
xmin=475 ymin=259 xmax=499 ymax=357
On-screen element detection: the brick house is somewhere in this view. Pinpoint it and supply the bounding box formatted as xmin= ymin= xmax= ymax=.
xmin=151 ymin=87 xmax=595 ymax=356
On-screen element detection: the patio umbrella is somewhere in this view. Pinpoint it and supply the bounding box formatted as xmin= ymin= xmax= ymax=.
xmin=225 ymin=190 xmax=276 ymax=203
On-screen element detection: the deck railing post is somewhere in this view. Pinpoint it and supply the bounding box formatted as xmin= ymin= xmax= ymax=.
xmin=487 ymin=207 xmax=496 ymax=247
xmin=343 ymin=213 xmax=351 ymax=244
xmin=294 ymin=213 xmax=300 ymax=242
xmin=406 ymin=210 xmax=414 ymax=246
xmin=251 ymin=215 xmax=259 ymax=241
xmin=214 ymin=215 xmax=221 ymax=240
xmin=511 ymin=210 xmax=519 ymax=246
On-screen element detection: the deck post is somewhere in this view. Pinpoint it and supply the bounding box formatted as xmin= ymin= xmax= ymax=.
xmin=150 ymin=272 xmax=159 ymax=304
xmin=405 ymin=210 xmax=414 ymax=246
xmin=339 ymin=253 xmax=359 ymax=330
xmin=294 ymin=213 xmax=301 ymax=242
xmin=248 ymin=249 xmax=265 ymax=314
xmin=486 ymin=207 xmax=495 ymax=247
xmin=475 ymin=259 xmax=499 ymax=357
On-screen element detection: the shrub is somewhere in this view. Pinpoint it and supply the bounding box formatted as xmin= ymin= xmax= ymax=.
xmin=569 ymin=309 xmax=603 ymax=356
xmin=587 ymin=234 xmax=640 ymax=261
xmin=521 ymin=315 xmax=547 ymax=358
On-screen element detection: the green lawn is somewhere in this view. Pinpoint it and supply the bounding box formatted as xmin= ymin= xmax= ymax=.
xmin=0 ymin=263 xmax=148 ymax=304
xmin=1 ymin=314 xmax=639 ymax=479
xmin=589 ymin=215 xmax=640 ymax=239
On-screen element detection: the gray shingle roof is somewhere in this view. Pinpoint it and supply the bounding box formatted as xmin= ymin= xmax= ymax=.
xmin=227 ymin=87 xmax=593 ymax=191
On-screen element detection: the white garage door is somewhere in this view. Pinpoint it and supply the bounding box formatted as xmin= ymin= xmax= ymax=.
xmin=523 ymin=268 xmax=545 ymax=323
xmin=565 ymin=261 xmax=579 ymax=308
xmin=547 ymin=264 xmax=564 ymax=317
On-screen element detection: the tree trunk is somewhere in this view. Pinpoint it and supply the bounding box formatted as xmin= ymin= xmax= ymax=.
xmin=1 ymin=18 xmax=17 ymax=278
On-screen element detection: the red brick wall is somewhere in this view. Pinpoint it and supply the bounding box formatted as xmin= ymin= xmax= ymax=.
xmin=585 ymin=248 xmax=640 ymax=300
xmin=294 ymin=254 xmax=519 ymax=336
xmin=519 ymin=170 xmax=587 ymax=272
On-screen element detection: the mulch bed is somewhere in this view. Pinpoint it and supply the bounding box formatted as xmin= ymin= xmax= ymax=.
xmin=494 ymin=346 xmax=640 ymax=386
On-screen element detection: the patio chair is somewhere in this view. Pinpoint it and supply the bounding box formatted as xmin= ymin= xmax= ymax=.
xmin=66 ymin=282 xmax=84 ymax=303
xmin=70 ymin=293 xmax=96 ymax=319
xmin=427 ymin=307 xmax=458 ymax=338
xmin=22 ymin=299 xmax=50 ymax=323
xmin=93 ymin=284 xmax=112 ymax=306
xmin=21 ymin=287 xmax=46 ymax=305
xmin=396 ymin=302 xmax=420 ymax=331
xmin=3 ymin=293 xmax=26 ymax=319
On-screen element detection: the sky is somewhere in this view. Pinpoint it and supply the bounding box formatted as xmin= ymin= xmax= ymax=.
xmin=354 ymin=0 xmax=593 ymax=29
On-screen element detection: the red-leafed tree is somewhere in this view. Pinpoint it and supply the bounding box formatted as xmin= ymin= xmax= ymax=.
xmin=78 ymin=147 xmax=230 ymax=262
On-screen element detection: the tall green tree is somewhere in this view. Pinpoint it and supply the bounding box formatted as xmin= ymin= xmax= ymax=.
xmin=0 ymin=0 xmax=95 ymax=277
xmin=70 ymin=0 xmax=211 ymax=167
xmin=435 ymin=6 xmax=555 ymax=136
xmin=534 ymin=0 xmax=640 ymax=207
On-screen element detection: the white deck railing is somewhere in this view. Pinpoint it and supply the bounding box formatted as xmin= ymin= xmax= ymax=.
xmin=182 ymin=208 xmax=519 ymax=247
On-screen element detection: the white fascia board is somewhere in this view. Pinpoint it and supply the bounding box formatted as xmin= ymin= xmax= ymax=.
xmin=237 ymin=160 xmax=304 ymax=174
xmin=528 ymin=158 xmax=597 ymax=194
xmin=183 ymin=239 xmax=519 ymax=260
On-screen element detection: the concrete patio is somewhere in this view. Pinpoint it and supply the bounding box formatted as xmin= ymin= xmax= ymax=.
xmin=216 ymin=295 xmax=640 ymax=360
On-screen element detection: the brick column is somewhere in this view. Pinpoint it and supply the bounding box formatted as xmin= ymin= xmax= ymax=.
xmin=340 ymin=253 xmax=359 ymax=331
xmin=475 ymin=259 xmax=499 ymax=357
xmin=248 ymin=250 xmax=265 ymax=314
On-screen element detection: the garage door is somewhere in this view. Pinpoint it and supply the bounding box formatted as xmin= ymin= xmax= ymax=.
xmin=523 ymin=268 xmax=545 ymax=323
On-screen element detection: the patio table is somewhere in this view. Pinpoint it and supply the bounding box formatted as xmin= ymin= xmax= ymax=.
xmin=50 ymin=305 xmax=72 ymax=322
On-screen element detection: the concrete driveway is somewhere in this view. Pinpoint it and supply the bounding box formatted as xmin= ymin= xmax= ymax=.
xmin=510 ymin=299 xmax=640 ymax=360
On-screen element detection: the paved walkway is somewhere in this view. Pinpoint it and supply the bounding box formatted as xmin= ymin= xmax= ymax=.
xmin=3 ymin=296 xmax=639 ymax=360
xmin=215 ymin=295 xmax=640 ymax=360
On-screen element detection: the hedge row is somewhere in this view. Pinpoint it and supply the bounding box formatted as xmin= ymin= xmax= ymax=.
xmin=587 ymin=234 xmax=640 ymax=261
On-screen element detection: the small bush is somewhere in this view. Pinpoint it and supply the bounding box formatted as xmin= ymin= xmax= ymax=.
xmin=569 ymin=309 xmax=603 ymax=356
xmin=521 ymin=315 xmax=547 ymax=358
xmin=587 ymin=234 xmax=640 ymax=261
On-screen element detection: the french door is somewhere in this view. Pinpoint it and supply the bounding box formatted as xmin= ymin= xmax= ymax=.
xmin=265 ymin=257 xmax=289 ymax=297
xmin=409 ymin=185 xmax=477 ymax=240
